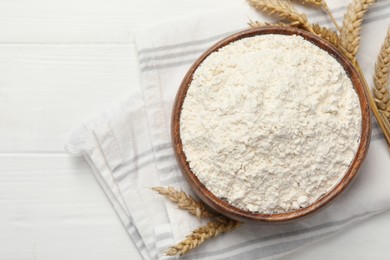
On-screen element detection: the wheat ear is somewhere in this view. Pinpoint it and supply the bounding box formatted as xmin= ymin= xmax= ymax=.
xmin=373 ymin=27 xmax=390 ymax=120
xmin=248 ymin=20 xmax=300 ymax=28
xmin=355 ymin=63 xmax=390 ymax=151
xmin=152 ymin=187 xmax=215 ymax=218
xmin=166 ymin=217 xmax=241 ymax=256
xmin=340 ymin=0 xmax=375 ymax=62
xmin=292 ymin=0 xmax=341 ymax=31
xmin=379 ymin=110 xmax=390 ymax=135
xmin=294 ymin=0 xmax=323 ymax=5
xmin=248 ymin=0 xmax=314 ymax=33
xmin=312 ymin=23 xmax=340 ymax=47
xmin=248 ymin=19 xmax=339 ymax=48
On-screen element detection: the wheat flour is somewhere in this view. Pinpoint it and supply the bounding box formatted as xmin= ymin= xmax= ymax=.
xmin=180 ymin=34 xmax=362 ymax=213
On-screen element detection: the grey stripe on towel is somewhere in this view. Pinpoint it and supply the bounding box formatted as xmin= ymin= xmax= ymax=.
xmin=182 ymin=211 xmax=373 ymax=260
xmin=138 ymin=2 xmax=390 ymax=72
xmin=114 ymin=149 xmax=175 ymax=182
xmin=137 ymin=1 xmax=390 ymax=59
xmin=125 ymin=222 xmax=148 ymax=254
xmin=113 ymin=142 xmax=171 ymax=173
xmin=138 ymin=31 xmax=238 ymax=55
xmin=155 ymin=232 xmax=173 ymax=241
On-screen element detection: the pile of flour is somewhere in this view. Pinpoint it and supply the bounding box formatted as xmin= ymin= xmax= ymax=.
xmin=180 ymin=34 xmax=362 ymax=214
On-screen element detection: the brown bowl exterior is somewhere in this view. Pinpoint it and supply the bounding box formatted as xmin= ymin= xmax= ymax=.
xmin=171 ymin=27 xmax=371 ymax=223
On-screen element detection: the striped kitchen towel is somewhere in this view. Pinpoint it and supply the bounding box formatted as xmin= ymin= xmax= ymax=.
xmin=66 ymin=0 xmax=390 ymax=259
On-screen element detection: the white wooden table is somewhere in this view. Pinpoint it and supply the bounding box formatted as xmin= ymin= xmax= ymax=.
xmin=1 ymin=1 xmax=389 ymax=259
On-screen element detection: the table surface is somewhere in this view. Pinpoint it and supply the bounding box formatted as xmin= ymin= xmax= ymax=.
xmin=1 ymin=1 xmax=389 ymax=259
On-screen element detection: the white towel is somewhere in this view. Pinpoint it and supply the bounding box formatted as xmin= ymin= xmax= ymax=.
xmin=66 ymin=1 xmax=390 ymax=259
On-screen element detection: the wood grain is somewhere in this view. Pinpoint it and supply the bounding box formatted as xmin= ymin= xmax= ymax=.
xmin=0 ymin=155 xmax=140 ymax=259
xmin=172 ymin=27 xmax=371 ymax=223
xmin=0 ymin=0 xmax=231 ymax=43
xmin=0 ymin=44 xmax=140 ymax=152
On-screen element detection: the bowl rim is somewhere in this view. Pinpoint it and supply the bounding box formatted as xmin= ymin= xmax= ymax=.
xmin=171 ymin=27 xmax=371 ymax=223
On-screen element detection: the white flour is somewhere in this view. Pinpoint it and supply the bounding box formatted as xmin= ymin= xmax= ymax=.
xmin=180 ymin=35 xmax=362 ymax=214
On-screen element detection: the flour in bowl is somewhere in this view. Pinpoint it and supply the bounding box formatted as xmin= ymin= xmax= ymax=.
xmin=180 ymin=34 xmax=362 ymax=214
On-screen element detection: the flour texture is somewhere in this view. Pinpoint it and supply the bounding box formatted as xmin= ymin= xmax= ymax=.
xmin=180 ymin=35 xmax=362 ymax=213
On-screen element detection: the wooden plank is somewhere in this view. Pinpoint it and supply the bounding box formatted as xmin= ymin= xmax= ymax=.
xmin=0 ymin=0 xmax=232 ymax=43
xmin=0 ymin=44 xmax=140 ymax=152
xmin=0 ymin=155 xmax=140 ymax=260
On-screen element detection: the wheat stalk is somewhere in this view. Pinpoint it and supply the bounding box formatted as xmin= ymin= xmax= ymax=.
xmin=373 ymin=27 xmax=390 ymax=120
xmin=152 ymin=187 xmax=215 ymax=218
xmin=340 ymin=0 xmax=375 ymax=62
xmin=248 ymin=0 xmax=314 ymax=33
xmin=166 ymin=217 xmax=241 ymax=256
xmin=292 ymin=0 xmax=341 ymax=31
xmin=321 ymin=2 xmax=341 ymax=31
xmin=248 ymin=19 xmax=339 ymax=48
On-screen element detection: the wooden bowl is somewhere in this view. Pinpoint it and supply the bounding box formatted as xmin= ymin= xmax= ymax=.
xmin=171 ymin=27 xmax=371 ymax=223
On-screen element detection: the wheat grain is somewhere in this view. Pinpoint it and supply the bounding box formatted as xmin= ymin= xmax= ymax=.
xmin=166 ymin=217 xmax=241 ymax=256
xmin=294 ymin=0 xmax=323 ymax=6
xmin=248 ymin=20 xmax=300 ymax=28
xmin=153 ymin=187 xmax=241 ymax=255
xmin=380 ymin=110 xmax=390 ymax=132
xmin=378 ymin=110 xmax=390 ymax=149
xmin=380 ymin=112 xmax=390 ymax=149
xmin=340 ymin=0 xmax=375 ymax=62
xmin=312 ymin=23 xmax=340 ymax=47
xmin=152 ymin=187 xmax=215 ymax=218
xmin=373 ymin=27 xmax=390 ymax=120
xmin=248 ymin=0 xmax=314 ymax=32
xmin=355 ymin=63 xmax=390 ymax=151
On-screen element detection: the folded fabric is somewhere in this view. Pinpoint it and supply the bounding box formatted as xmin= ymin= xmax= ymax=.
xmin=66 ymin=1 xmax=390 ymax=259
